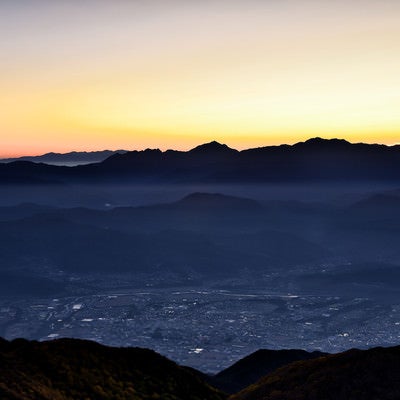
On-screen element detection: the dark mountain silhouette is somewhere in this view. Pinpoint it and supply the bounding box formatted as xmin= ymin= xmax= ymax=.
xmin=26 ymin=192 xmax=324 ymax=236
xmin=0 ymin=215 xmax=326 ymax=281
xmin=230 ymin=345 xmax=400 ymax=400
xmin=189 ymin=141 xmax=239 ymax=156
xmin=0 ymin=338 xmax=225 ymax=400
xmin=1 ymin=138 xmax=400 ymax=184
xmin=0 ymin=193 xmax=330 ymax=286
xmin=210 ymin=349 xmax=326 ymax=393
xmin=1 ymin=190 xmax=400 ymax=300
xmin=0 ymin=161 xmax=69 ymax=184
xmin=2 ymin=339 xmax=400 ymax=400
xmin=2 ymin=188 xmax=400 ymax=291
xmin=0 ymin=150 xmax=127 ymax=165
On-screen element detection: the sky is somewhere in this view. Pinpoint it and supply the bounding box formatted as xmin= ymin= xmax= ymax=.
xmin=1 ymin=0 xmax=400 ymax=157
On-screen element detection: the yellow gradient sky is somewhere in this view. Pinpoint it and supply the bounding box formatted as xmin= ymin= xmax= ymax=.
xmin=1 ymin=0 xmax=400 ymax=157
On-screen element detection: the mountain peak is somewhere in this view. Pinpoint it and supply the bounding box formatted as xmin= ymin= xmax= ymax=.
xmin=189 ymin=141 xmax=237 ymax=154
xmin=297 ymin=137 xmax=351 ymax=148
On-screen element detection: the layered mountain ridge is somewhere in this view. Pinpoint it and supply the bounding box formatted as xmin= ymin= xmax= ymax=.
xmin=2 ymin=138 xmax=400 ymax=184
xmin=0 ymin=150 xmax=127 ymax=165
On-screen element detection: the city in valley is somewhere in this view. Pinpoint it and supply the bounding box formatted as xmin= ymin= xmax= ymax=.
xmin=0 ymin=167 xmax=399 ymax=373
xmin=1 ymin=271 xmax=399 ymax=373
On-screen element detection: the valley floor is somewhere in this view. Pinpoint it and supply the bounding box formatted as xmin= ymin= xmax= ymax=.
xmin=1 ymin=276 xmax=399 ymax=373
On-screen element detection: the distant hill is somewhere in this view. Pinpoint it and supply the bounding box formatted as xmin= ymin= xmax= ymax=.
xmin=0 ymin=150 xmax=127 ymax=166
xmin=211 ymin=349 xmax=326 ymax=393
xmin=188 ymin=141 xmax=239 ymax=157
xmin=1 ymin=138 xmax=400 ymax=183
xmin=230 ymin=345 xmax=400 ymax=400
xmin=0 ymin=193 xmax=329 ymax=283
xmin=2 ymin=189 xmax=400 ymax=291
xmin=0 ymin=338 xmax=225 ymax=400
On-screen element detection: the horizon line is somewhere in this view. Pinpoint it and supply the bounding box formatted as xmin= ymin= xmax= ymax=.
xmin=1 ymin=136 xmax=400 ymax=160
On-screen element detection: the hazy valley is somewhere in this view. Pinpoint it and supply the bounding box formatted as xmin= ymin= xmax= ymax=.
xmin=1 ymin=139 xmax=400 ymax=376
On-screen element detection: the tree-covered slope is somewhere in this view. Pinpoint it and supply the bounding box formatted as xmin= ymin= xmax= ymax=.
xmin=230 ymin=346 xmax=400 ymax=400
xmin=0 ymin=338 xmax=226 ymax=400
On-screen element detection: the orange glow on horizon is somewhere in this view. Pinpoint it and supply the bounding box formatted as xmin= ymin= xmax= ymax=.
xmin=2 ymin=131 xmax=400 ymax=159
xmin=1 ymin=1 xmax=399 ymax=158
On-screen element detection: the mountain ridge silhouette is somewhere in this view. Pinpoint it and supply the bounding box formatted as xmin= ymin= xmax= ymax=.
xmin=1 ymin=137 xmax=400 ymax=183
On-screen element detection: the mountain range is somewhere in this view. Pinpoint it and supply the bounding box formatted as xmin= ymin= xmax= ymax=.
xmin=0 ymin=192 xmax=330 ymax=291
xmin=0 ymin=189 xmax=399 ymax=301
xmin=1 ymin=138 xmax=400 ymax=184
xmin=0 ymin=150 xmax=127 ymax=166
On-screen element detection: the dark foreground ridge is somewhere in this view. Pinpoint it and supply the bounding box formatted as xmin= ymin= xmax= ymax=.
xmin=0 ymin=337 xmax=225 ymax=400
xmin=231 ymin=345 xmax=400 ymax=400
xmin=1 ymin=338 xmax=400 ymax=400
xmin=211 ymin=349 xmax=326 ymax=393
